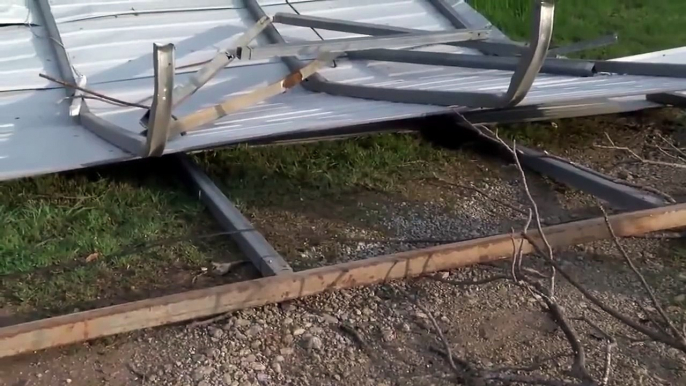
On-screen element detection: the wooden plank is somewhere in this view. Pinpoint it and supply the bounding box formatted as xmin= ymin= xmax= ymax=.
xmin=2 ymin=203 xmax=686 ymax=359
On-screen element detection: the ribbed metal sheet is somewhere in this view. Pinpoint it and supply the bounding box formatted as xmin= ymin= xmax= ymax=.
xmin=1 ymin=0 xmax=686 ymax=182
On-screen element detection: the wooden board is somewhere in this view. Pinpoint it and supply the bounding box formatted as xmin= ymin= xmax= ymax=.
xmin=1 ymin=203 xmax=686 ymax=359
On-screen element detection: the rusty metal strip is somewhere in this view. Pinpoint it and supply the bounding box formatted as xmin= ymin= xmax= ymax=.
xmin=169 ymin=51 xmax=340 ymax=135
xmin=1 ymin=203 xmax=686 ymax=359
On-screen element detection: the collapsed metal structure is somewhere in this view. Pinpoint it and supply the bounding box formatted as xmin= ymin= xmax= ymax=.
xmin=1 ymin=0 xmax=686 ymax=358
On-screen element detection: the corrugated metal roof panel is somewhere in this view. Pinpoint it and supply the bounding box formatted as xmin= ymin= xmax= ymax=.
xmin=1 ymin=0 xmax=686 ymax=182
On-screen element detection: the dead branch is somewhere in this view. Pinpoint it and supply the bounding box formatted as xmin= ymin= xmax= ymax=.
xmin=595 ymin=132 xmax=686 ymax=170
xmin=598 ymin=204 xmax=686 ymax=346
xmin=523 ymin=233 xmax=686 ymax=353
xmin=39 ymin=73 xmax=150 ymax=109
xmin=573 ymin=317 xmax=617 ymax=386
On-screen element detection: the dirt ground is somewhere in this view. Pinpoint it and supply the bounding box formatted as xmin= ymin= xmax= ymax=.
xmin=1 ymin=112 xmax=686 ymax=386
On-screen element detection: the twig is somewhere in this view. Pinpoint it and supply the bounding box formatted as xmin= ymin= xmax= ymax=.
xmin=573 ymin=317 xmax=616 ymax=386
xmin=188 ymin=312 xmax=232 ymax=328
xmin=599 ymin=204 xmax=686 ymax=345
xmin=523 ymin=234 xmax=686 ymax=352
xmin=411 ymin=300 xmax=460 ymax=374
xmin=39 ymin=73 xmax=150 ymax=110
xmin=595 ymin=132 xmax=686 ymax=170
xmin=656 ymin=133 xmax=686 ymax=160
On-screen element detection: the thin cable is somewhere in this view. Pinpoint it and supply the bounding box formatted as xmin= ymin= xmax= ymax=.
xmin=284 ymin=0 xmax=337 ymax=68
xmin=39 ymin=73 xmax=150 ymax=109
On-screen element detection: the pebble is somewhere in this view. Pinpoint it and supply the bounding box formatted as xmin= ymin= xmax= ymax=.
xmin=320 ymin=313 xmax=339 ymax=324
xmin=223 ymin=373 xmax=233 ymax=384
xmin=246 ymin=325 xmax=263 ymax=337
xmin=192 ymin=366 xmax=213 ymax=382
xmin=235 ymin=319 xmax=251 ymax=328
xmin=292 ymin=328 xmax=306 ymax=336
xmin=280 ymin=347 xmax=295 ymax=356
xmin=251 ymin=362 xmax=266 ymax=371
xmin=272 ymin=362 xmax=282 ymax=374
xmin=675 ymin=294 xmax=686 ymax=303
xmin=251 ymin=340 xmax=262 ymax=349
xmin=275 ymin=355 xmax=285 ymax=363
xmin=303 ymin=335 xmax=323 ymax=350
xmin=282 ymin=334 xmax=294 ymax=345
xmin=209 ymin=327 xmax=225 ymax=339
xmin=198 ymin=381 xmax=210 ymax=386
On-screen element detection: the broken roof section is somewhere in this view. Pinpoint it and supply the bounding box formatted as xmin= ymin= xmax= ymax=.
xmin=1 ymin=0 xmax=686 ymax=182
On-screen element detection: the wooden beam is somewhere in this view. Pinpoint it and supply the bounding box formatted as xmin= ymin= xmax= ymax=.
xmin=2 ymin=203 xmax=686 ymax=359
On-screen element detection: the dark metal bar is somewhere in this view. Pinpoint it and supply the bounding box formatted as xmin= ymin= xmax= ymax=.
xmin=646 ymin=92 xmax=686 ymax=106
xmin=594 ymin=61 xmax=686 ymax=78
xmin=346 ymin=49 xmax=595 ymax=77
xmin=144 ymin=43 xmax=175 ymax=157
xmin=247 ymin=0 xmax=555 ymax=109
xmin=175 ymin=154 xmax=293 ymax=277
xmin=453 ymin=114 xmax=669 ymax=210
xmin=236 ymin=28 xmax=490 ymax=60
xmin=272 ymin=12 xmax=521 ymax=57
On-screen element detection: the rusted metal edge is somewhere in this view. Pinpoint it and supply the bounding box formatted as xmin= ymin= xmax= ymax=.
xmin=2 ymin=203 xmax=686 ymax=359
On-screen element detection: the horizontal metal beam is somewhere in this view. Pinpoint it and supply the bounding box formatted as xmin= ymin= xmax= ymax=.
xmin=271 ymin=12 xmax=520 ymax=56
xmin=453 ymin=114 xmax=670 ymax=210
xmin=80 ymin=106 xmax=146 ymax=155
xmin=346 ymin=49 xmax=595 ymax=77
xmin=2 ymin=203 xmax=686 ymax=358
xmin=235 ymin=28 xmax=491 ymax=60
xmin=646 ymin=92 xmax=686 ymax=106
xmin=175 ymin=155 xmax=292 ymax=277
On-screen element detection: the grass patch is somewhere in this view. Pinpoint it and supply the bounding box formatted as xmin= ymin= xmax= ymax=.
xmin=0 ymin=163 xmax=232 ymax=315
xmin=471 ymin=0 xmax=686 ymax=59
xmin=196 ymin=133 xmax=455 ymax=206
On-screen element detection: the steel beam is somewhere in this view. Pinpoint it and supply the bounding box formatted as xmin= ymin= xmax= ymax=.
xmin=453 ymin=114 xmax=670 ymax=210
xmin=646 ymin=93 xmax=686 ymax=106
xmin=271 ymin=12 xmax=518 ymax=56
xmin=235 ymin=28 xmax=491 ymax=60
xmin=143 ymin=43 xmax=175 ymax=157
xmin=175 ymin=155 xmax=292 ymax=277
xmin=247 ymin=0 xmax=555 ymax=109
xmin=346 ymin=49 xmax=595 ymax=77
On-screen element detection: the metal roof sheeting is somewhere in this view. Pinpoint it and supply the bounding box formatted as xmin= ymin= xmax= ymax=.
xmin=1 ymin=0 xmax=686 ymax=181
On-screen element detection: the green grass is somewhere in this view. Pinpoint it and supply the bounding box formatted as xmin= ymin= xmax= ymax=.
xmin=471 ymin=0 xmax=686 ymax=59
xmin=2 ymin=0 xmax=685 ymax=315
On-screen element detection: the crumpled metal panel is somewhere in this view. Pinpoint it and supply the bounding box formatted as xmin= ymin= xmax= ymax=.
xmin=1 ymin=0 xmax=686 ymax=182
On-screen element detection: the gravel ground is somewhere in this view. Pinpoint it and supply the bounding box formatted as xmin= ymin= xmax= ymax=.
xmin=1 ymin=118 xmax=686 ymax=386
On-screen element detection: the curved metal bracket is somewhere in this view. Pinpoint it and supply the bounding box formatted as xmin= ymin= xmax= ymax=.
xmin=247 ymin=0 xmax=555 ymax=108
xmin=143 ymin=43 xmax=175 ymax=157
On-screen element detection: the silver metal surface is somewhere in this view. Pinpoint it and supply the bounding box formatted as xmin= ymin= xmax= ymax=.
xmin=176 ymin=154 xmax=292 ymax=277
xmin=144 ymin=44 xmax=176 ymax=157
xmin=2 ymin=0 xmax=686 ymax=181
xmin=236 ymin=28 xmax=490 ymax=60
xmin=170 ymin=16 xmax=273 ymax=109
